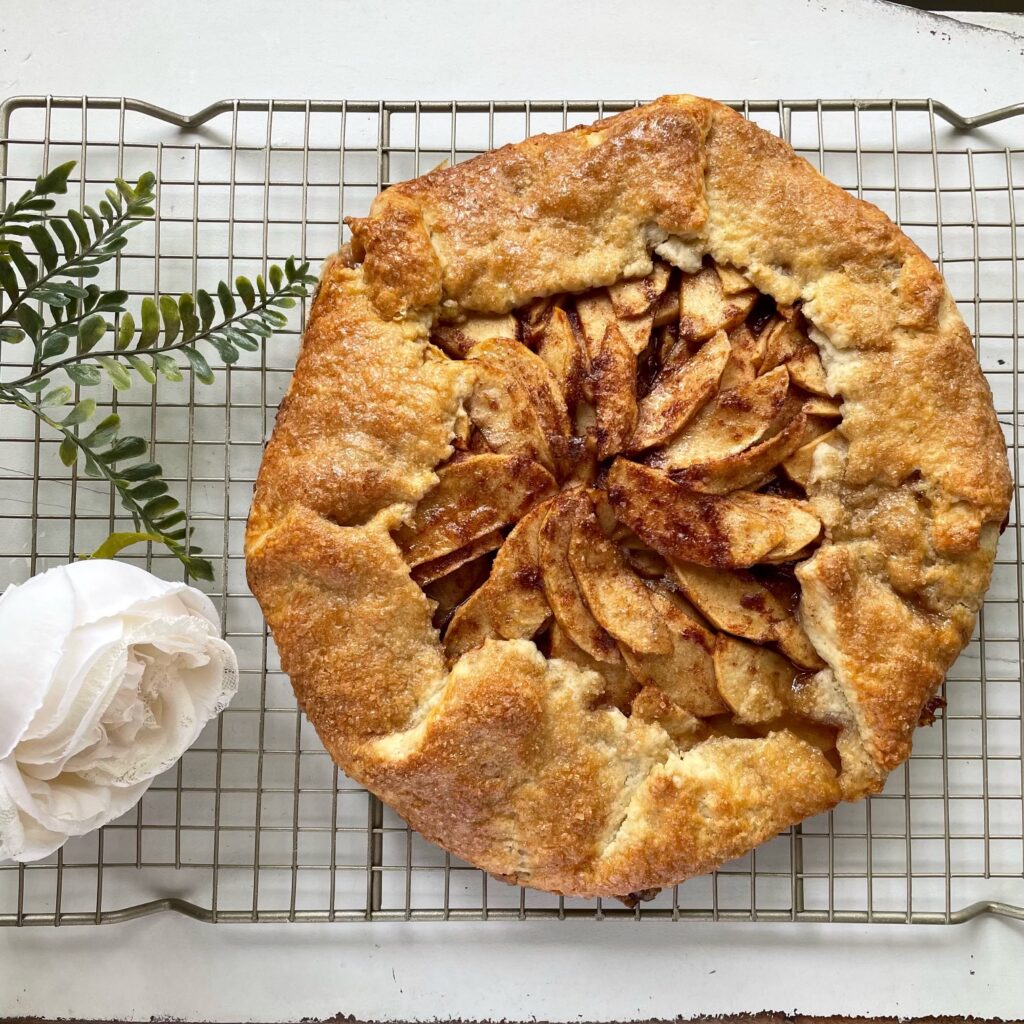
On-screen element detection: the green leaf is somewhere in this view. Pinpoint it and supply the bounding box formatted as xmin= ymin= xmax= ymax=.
xmin=216 ymin=280 xmax=236 ymax=318
xmin=269 ymin=264 xmax=283 ymax=291
xmin=56 ymin=281 xmax=90 ymax=300
xmin=47 ymin=219 xmax=78 ymax=261
xmin=207 ymin=335 xmax=239 ymax=365
xmin=36 ymin=161 xmax=75 ymax=195
xmin=9 ymin=244 xmax=38 ymax=286
xmin=135 ymin=171 xmax=156 ymax=196
xmin=179 ymin=293 xmax=199 ymax=342
xmin=15 ymin=305 xmax=43 ymax=342
xmin=159 ymin=294 xmax=181 ymax=344
xmin=127 ymin=354 xmax=156 ymax=383
xmin=86 ymin=530 xmax=165 ymax=561
xmin=65 ymin=362 xmax=102 ymax=386
xmin=157 ymin=510 xmax=188 ymax=529
xmin=183 ymin=555 xmax=214 ymax=582
xmin=113 ymin=178 xmax=136 ymax=205
xmin=84 ymin=413 xmax=120 ymax=447
xmin=84 ymin=205 xmax=103 ymax=237
xmin=224 ymin=326 xmax=259 ymax=351
xmin=256 ymin=274 xmax=267 ymax=301
xmin=0 ymin=326 xmax=25 ymax=344
xmin=129 ymin=479 xmax=169 ymax=501
xmin=21 ymin=378 xmax=50 ymax=393
xmin=62 ymin=398 xmax=96 ymax=425
xmin=59 ymin=435 xmax=79 ymax=467
xmin=119 ymin=461 xmax=162 ymax=481
xmin=0 ymin=258 xmax=18 ymax=302
xmin=33 ymin=283 xmax=72 ymax=306
xmin=99 ymin=199 xmax=114 ymax=223
xmin=41 ymin=330 xmax=71 ymax=358
xmin=196 ymin=289 xmax=215 ymax=331
xmin=67 ymin=208 xmax=90 ymax=246
xmin=27 ymin=224 xmax=58 ymax=272
xmin=77 ymin=314 xmax=107 ymax=353
xmin=183 ymin=346 xmax=215 ymax=384
xmin=116 ymin=311 xmax=135 ymax=350
xmin=98 ymin=434 xmax=147 ymax=463
xmin=236 ymin=275 xmax=256 ymax=310
xmin=95 ymin=289 xmax=129 ymax=313
xmin=96 ymin=355 xmax=132 ymax=391
xmin=139 ymin=297 xmax=160 ymax=348
xmin=40 ymin=385 xmax=72 ymax=408
xmin=153 ymin=351 xmax=183 ymax=382
xmin=142 ymin=495 xmax=179 ymax=519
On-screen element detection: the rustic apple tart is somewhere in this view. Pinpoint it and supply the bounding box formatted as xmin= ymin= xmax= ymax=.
xmin=245 ymin=95 xmax=1011 ymax=898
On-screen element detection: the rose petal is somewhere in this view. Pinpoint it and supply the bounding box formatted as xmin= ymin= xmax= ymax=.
xmin=0 ymin=573 xmax=76 ymax=760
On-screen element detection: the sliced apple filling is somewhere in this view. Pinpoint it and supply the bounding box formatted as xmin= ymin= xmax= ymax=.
xmin=396 ymin=256 xmax=845 ymax=756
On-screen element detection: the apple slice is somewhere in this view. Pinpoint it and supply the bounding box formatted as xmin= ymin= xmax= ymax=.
xmin=467 ymin=358 xmax=555 ymax=471
xmin=616 ymin=311 xmax=656 ymax=356
xmin=575 ymin=290 xmax=617 ymax=361
xmin=607 ymin=459 xmax=784 ymax=569
xmin=536 ymin=306 xmax=588 ymax=411
xmin=630 ymin=685 xmax=711 ymax=749
xmin=729 ymin=492 xmax=823 ymax=561
xmin=628 ymin=330 xmax=730 ymax=452
xmin=759 ymin=317 xmax=816 ymax=375
xmin=782 ymin=427 xmax=843 ymax=489
xmin=619 ymin=587 xmax=726 ymax=718
xmin=624 ymin=544 xmax=668 ymax=580
xmin=433 ymin=313 xmax=518 ymax=358
xmin=549 ymin=623 xmax=635 ymax=711
xmin=539 ymin=489 xmax=620 ymax=663
xmin=412 ymin=529 xmax=503 ymax=586
xmin=719 ymin=323 xmax=764 ymax=390
xmin=396 ymin=453 xmax=556 ymax=567
xmin=716 ymin=264 xmax=755 ymax=296
xmin=608 ymin=262 xmax=672 ymax=317
xmin=651 ymin=285 xmax=681 ymax=328
xmin=518 ymin=296 xmax=558 ymax=342
xmin=787 ymin=345 xmax=830 ymax=395
xmin=444 ymin=502 xmax=552 ymax=660
xmin=670 ymin=562 xmax=785 ymax=643
xmin=591 ymin=323 xmax=639 ymax=459
xmin=469 ymin=338 xmax=571 ymax=440
xmin=712 ymin=634 xmax=794 ymax=724
xmin=679 ymin=264 xmax=756 ymax=343
xmin=803 ymin=396 xmax=843 ymax=419
xmin=424 ymin=553 xmax=492 ymax=631
xmin=650 ymin=366 xmax=790 ymax=472
xmin=670 ymin=561 xmax=824 ymax=669
xmin=568 ymin=505 xmax=672 ymax=655
xmin=668 ymin=411 xmax=809 ymax=494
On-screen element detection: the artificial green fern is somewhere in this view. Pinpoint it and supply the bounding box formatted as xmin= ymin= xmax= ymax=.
xmin=0 ymin=161 xmax=317 ymax=581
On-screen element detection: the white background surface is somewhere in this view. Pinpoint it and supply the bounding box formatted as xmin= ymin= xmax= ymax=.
xmin=2 ymin=0 xmax=1024 ymax=1020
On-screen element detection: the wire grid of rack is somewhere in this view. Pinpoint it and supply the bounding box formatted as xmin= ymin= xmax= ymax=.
xmin=0 ymin=95 xmax=1022 ymax=927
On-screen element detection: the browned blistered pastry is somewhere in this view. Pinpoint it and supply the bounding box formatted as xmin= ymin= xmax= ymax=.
xmin=245 ymin=96 xmax=1011 ymax=898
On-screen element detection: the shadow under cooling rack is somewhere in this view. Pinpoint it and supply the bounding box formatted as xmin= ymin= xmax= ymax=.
xmin=0 ymin=95 xmax=1023 ymax=926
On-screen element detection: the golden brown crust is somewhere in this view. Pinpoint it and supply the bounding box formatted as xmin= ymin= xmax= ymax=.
xmin=246 ymin=95 xmax=1010 ymax=897
xmin=348 ymin=97 xmax=711 ymax=316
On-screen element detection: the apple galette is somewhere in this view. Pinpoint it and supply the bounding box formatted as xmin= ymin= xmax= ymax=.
xmin=245 ymin=95 xmax=1011 ymax=898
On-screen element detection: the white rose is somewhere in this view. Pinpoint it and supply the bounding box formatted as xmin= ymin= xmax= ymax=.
xmin=0 ymin=559 xmax=238 ymax=862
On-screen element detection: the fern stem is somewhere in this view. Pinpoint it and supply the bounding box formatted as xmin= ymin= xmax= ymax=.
xmin=8 ymin=289 xmax=299 ymax=389
xmin=0 ymin=206 xmax=140 ymax=327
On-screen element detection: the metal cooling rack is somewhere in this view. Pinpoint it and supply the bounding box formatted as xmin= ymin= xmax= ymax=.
xmin=0 ymin=95 xmax=1022 ymax=926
